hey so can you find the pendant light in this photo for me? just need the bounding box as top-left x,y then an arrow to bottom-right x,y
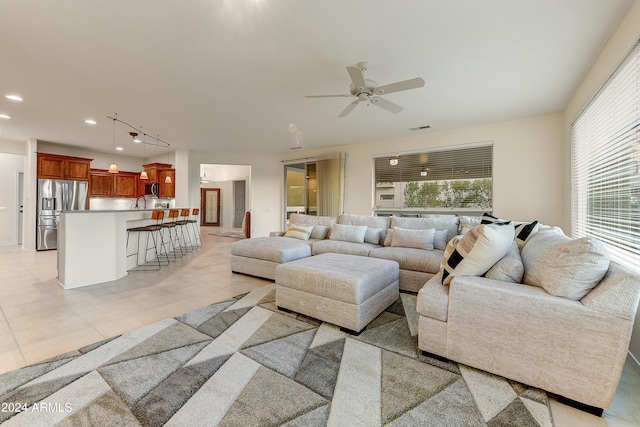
109,115 -> 119,174
139,131 -> 149,180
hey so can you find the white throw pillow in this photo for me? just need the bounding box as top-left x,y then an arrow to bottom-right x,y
433,230 -> 449,251
329,223 -> 367,243
441,222 -> 515,285
481,212 -> 539,250
311,225 -> 330,240
284,223 -> 314,240
391,227 -> 436,250
364,227 -> 384,245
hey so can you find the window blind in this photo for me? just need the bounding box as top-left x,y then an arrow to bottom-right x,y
571,41 -> 640,271
374,143 -> 493,210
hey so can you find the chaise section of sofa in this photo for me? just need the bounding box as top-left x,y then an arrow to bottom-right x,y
416,227 -> 640,411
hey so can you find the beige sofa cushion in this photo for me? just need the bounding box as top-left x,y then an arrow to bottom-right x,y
484,241 -> 524,283
329,223 -> 367,243
289,213 -> 338,227
231,236 -> 312,263
284,223 -> 314,240
522,229 -> 610,300
311,240 -> 379,257
391,227 -> 435,250
339,213 -> 391,243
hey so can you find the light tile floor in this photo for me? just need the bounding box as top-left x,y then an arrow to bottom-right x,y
0,227 -> 638,426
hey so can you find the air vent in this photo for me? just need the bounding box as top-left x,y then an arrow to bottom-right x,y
409,125 -> 431,131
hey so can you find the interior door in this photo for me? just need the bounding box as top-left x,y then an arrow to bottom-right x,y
233,180 -> 246,228
201,188 -> 221,226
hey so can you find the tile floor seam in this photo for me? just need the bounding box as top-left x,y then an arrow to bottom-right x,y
0,304 -> 27,366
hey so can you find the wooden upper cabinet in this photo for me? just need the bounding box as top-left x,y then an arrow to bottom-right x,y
114,172 -> 138,198
159,169 -> 175,198
89,170 -> 113,197
37,153 -> 92,181
142,163 -> 172,182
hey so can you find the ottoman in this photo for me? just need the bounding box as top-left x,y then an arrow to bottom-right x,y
231,237 -> 313,280
275,253 -> 400,333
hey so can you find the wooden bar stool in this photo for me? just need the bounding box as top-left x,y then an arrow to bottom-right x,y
160,209 -> 185,259
187,208 -> 202,247
126,209 -> 168,271
175,208 -> 194,252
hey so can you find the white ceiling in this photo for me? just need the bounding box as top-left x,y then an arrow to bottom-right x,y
0,0 -> 633,157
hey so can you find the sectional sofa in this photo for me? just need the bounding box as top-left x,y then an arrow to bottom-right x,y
231,212 -> 459,292
230,211 -> 640,413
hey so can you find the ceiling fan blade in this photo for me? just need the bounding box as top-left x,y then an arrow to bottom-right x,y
374,77 -> 425,95
346,66 -> 367,91
370,96 -> 403,114
305,94 -> 352,98
338,99 -> 360,118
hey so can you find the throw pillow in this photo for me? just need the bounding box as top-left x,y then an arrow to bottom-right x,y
383,228 -> 394,246
484,241 -> 524,283
433,230 -> 449,251
441,222 -> 515,285
364,227 -> 384,245
391,227 -> 436,250
311,225 -> 330,240
459,216 -> 482,235
481,212 -> 539,250
284,223 -> 314,240
329,223 -> 367,243
522,231 -> 610,300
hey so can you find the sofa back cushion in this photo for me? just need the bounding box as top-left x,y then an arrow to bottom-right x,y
289,213 -> 338,227
521,228 -> 610,300
391,215 -> 460,241
329,223 -> 367,243
339,213 -> 390,244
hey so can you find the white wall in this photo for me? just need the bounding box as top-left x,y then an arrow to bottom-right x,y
0,153 -> 24,245
563,0 -> 640,368
280,113 -> 566,229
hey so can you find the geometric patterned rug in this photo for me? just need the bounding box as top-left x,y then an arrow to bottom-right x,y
0,285 -> 554,426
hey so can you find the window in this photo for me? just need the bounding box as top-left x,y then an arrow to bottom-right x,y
571,41 -> 640,270
373,143 -> 493,213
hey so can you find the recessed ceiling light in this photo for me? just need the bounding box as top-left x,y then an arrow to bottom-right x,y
5,95 -> 23,101
115,146 -> 124,151
0,114 -> 11,119
85,119 -> 97,125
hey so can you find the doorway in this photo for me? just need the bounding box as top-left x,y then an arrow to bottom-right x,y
233,180 -> 246,228
201,188 -> 221,226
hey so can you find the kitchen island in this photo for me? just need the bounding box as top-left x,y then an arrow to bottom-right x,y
58,209 -> 161,289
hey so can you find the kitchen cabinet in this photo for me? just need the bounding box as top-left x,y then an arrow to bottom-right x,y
37,153 -> 92,181
159,169 -> 175,198
142,163 -> 172,182
90,169 -> 139,198
114,172 -> 138,198
89,170 -> 113,197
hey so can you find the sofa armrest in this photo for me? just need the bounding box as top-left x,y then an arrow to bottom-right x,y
447,275 -> 633,409
581,261 -> 640,320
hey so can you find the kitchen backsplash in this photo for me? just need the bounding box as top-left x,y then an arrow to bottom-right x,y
89,197 -> 175,211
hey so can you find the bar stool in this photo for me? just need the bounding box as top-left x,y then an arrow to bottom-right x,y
160,209 -> 185,259
187,208 -> 202,247
175,208 -> 194,252
126,209 -> 168,271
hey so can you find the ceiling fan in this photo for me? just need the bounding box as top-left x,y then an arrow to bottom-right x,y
306,62 -> 425,118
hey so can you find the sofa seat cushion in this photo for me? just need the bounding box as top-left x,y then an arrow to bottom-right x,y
417,272 -> 449,321
369,246 -> 444,274
522,228 -> 610,300
231,236 -> 312,263
312,239 -> 380,256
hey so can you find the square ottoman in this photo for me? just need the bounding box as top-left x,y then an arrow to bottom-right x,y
231,237 -> 313,280
275,253 -> 400,333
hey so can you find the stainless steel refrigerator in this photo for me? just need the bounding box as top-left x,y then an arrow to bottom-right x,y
37,179 -> 88,250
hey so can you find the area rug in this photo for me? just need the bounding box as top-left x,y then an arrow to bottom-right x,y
0,286 -> 553,426
208,231 -> 247,239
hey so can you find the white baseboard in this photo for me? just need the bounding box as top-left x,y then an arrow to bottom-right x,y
629,351 -> 640,374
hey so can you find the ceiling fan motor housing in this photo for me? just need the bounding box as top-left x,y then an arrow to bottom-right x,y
350,79 -> 377,98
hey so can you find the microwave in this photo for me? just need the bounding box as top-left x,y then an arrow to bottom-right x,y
144,182 -> 159,196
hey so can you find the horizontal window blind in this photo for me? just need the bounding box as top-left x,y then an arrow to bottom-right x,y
571,41 -> 640,271
374,143 -> 493,210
